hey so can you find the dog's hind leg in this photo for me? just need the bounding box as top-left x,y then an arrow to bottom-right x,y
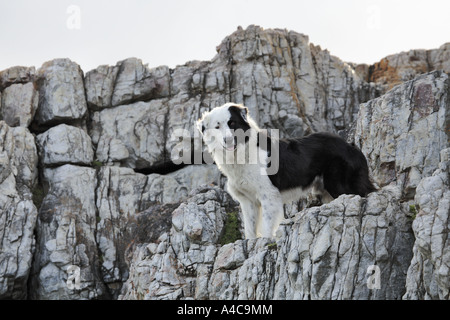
311,176 -> 334,204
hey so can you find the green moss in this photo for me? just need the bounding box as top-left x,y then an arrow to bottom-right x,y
219,211 -> 243,245
409,204 -> 420,220
266,242 -> 277,250
32,184 -> 45,210
92,160 -> 103,169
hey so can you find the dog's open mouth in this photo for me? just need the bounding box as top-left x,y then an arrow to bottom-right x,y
223,143 -> 236,151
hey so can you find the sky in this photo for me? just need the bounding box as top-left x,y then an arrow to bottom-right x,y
0,0 -> 449,72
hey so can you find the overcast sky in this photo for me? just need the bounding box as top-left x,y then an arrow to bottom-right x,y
0,0 -> 449,72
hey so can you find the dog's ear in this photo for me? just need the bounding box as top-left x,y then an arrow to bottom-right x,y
196,118 -> 205,135
239,105 -> 249,123
230,104 -> 248,123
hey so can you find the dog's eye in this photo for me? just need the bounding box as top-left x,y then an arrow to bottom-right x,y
215,124 -> 220,129
228,121 -> 235,127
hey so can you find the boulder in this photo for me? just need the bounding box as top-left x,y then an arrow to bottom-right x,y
0,66 -> 35,90
84,58 -> 170,110
36,124 -> 94,166
34,59 -> 87,126
0,82 -> 38,127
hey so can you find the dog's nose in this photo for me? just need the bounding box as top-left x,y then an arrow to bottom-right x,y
224,136 -> 234,144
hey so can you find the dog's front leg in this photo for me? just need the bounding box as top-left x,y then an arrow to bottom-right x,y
259,194 -> 284,239
239,198 -> 259,239
226,184 -> 258,239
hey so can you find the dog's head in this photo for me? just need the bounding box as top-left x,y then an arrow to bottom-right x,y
197,103 -> 251,152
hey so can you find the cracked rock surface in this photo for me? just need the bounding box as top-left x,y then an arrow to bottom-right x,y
0,25 -> 448,299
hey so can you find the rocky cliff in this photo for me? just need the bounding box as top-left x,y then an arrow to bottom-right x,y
0,25 -> 448,300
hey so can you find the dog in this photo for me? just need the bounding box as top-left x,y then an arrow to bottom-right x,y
197,103 -> 375,239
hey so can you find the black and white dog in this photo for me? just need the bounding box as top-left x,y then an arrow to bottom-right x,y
197,103 -> 375,239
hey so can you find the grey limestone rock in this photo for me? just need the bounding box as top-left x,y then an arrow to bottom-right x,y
30,164 -> 107,300
36,124 -> 94,166
0,121 -> 38,299
353,71 -> 449,200
1,82 -> 38,127
403,148 -> 450,300
119,185 -> 415,300
84,58 -> 170,110
0,66 -> 35,90
34,59 -> 87,126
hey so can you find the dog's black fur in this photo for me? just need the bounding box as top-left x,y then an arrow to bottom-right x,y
262,132 -> 376,198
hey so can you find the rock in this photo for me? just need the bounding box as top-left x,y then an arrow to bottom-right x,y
90,100 -> 169,168
213,25 -> 379,134
90,94 -> 206,169
111,59 -> 170,107
119,185 -> 415,300
95,164 -> 222,297
0,121 -> 38,299
0,66 -> 35,90
86,26 -> 383,171
369,43 -> 450,90
34,59 -> 87,126
30,165 -> 107,300
404,148 -> 450,299
84,64 -> 119,110
0,121 -> 38,189
274,187 -> 414,300
95,166 -> 153,295
36,124 -> 94,166
85,58 -> 171,110
146,164 -> 222,204
208,238 -> 277,300
353,71 -> 449,199
85,27 -> 446,172
0,82 -> 38,127
119,185 -> 240,300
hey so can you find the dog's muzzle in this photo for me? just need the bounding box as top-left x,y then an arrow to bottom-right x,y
223,136 -> 236,151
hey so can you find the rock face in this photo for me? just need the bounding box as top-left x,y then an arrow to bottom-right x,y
30,165 -> 105,300
0,121 -> 38,299
368,43 -> 450,90
352,71 -> 449,199
121,185 -> 414,300
404,148 -> 450,300
0,25 -> 448,300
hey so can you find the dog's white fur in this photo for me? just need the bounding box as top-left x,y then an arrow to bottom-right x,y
197,103 -> 324,239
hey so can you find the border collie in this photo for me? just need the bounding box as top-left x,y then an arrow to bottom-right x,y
197,103 -> 375,239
